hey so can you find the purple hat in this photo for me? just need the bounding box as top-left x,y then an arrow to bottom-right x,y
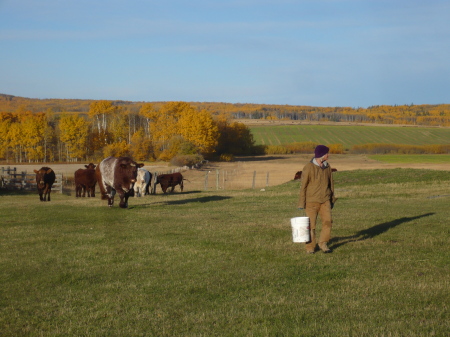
314,145 -> 329,158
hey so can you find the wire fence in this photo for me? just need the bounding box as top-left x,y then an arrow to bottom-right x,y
149,167 -> 296,193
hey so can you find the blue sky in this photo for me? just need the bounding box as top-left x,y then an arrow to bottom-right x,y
1,0 -> 449,107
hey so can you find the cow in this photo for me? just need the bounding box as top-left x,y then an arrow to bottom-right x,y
134,168 -> 152,197
294,168 -> 337,180
34,167 -> 56,201
95,156 -> 144,208
156,172 -> 184,193
74,163 -> 97,197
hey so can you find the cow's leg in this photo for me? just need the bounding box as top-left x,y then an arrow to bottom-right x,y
90,185 -> 95,198
75,185 -> 80,197
82,185 -> 86,197
108,189 -> 116,207
117,189 -> 128,208
124,193 -> 130,208
180,180 -> 184,192
43,186 -> 48,201
39,190 -> 44,201
44,185 -> 51,201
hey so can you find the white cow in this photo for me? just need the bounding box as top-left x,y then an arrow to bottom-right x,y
134,168 -> 152,197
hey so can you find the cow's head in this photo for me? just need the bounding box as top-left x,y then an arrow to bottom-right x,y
34,168 -> 53,189
85,163 -> 96,169
118,157 -> 144,191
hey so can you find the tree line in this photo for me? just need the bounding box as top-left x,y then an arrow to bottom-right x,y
0,101 -> 254,163
1,94 -> 450,127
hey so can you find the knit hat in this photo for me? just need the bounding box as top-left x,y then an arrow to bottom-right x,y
314,145 -> 329,158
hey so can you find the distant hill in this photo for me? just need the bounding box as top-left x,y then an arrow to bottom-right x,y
1,93 -> 449,126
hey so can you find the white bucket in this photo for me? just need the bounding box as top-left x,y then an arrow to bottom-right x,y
291,217 -> 310,243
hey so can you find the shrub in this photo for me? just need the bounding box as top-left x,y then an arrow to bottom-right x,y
285,142 -> 317,154
170,154 -> 204,167
219,153 -> 235,162
264,145 -> 291,155
328,143 -> 344,154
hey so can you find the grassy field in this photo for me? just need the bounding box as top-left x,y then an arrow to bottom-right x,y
1,169 -> 449,336
249,124 -> 450,149
369,154 -> 450,164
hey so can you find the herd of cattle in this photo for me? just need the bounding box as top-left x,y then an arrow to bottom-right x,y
33,157 -> 337,208
34,156 -> 185,208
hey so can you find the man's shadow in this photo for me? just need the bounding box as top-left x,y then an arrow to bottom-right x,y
329,213 -> 434,250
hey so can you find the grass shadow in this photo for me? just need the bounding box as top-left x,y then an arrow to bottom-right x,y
330,212 -> 435,250
130,195 -> 232,208
164,195 -> 232,205
235,156 -> 288,162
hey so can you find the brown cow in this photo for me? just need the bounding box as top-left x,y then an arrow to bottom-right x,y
294,171 -> 302,180
294,168 -> 337,180
34,167 -> 56,201
156,172 -> 184,193
74,163 -> 97,197
96,156 -> 144,208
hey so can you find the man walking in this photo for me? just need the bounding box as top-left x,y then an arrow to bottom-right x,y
298,145 -> 337,254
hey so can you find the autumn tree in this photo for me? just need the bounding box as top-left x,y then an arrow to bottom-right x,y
178,107 -> 219,155
59,114 -> 90,160
216,119 -> 254,155
21,112 -> 47,162
89,100 -> 117,133
129,129 -> 153,161
138,103 -> 156,138
147,101 -> 185,152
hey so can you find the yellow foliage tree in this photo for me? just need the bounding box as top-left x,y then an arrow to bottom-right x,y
103,141 -> 129,158
129,130 -> 153,161
178,108 -> 219,155
148,101 -> 186,151
89,100 -> 117,133
138,103 -> 156,138
59,114 -> 90,160
21,112 -> 47,161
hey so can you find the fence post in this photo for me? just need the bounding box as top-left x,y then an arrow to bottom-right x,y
58,174 -> 63,193
151,172 -> 158,194
252,171 -> 256,189
216,170 -> 220,190
266,172 -> 270,187
204,172 -> 209,191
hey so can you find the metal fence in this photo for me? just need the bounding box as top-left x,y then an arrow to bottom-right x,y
0,167 -> 63,192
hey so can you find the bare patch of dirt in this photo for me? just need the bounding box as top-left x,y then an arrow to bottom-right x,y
3,155 -> 448,191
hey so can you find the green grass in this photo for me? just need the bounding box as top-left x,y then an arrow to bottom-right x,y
249,124 -> 450,149
1,169 -> 449,336
370,154 -> 450,164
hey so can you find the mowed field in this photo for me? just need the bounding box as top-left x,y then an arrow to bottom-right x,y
1,168 -> 449,336
247,122 -> 450,149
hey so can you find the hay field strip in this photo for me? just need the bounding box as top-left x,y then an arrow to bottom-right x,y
249,124 -> 450,148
